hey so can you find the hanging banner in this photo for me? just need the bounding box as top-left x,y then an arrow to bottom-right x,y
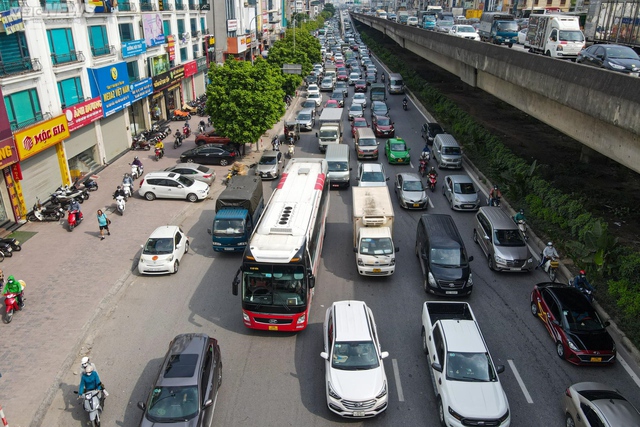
0,8 -> 24,34
122,39 -> 147,58
150,54 -> 170,77
14,115 -> 70,161
63,97 -> 104,132
142,13 -> 165,47
166,35 -> 176,61
0,87 -> 19,168
87,62 -> 132,117
184,60 -> 197,78
130,78 -> 153,101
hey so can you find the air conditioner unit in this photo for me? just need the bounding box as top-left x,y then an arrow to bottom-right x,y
182,32 -> 190,39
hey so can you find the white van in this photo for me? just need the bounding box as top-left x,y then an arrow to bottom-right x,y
387,73 -> 405,94
432,134 -> 462,169
355,128 -> 379,160
325,144 -> 351,189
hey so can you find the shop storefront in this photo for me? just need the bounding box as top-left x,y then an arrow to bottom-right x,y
63,97 -> 104,179
194,57 -> 208,96
0,87 -> 20,223
152,64 -> 185,119
129,78 -> 153,136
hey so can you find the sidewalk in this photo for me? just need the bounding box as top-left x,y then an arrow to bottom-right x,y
0,110 -> 295,427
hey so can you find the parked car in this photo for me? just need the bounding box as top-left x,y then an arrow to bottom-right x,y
357,162 -> 388,187
320,301 -> 389,418
394,173 -> 429,209
295,108 -> 315,131
370,101 -> 389,118
179,144 -> 237,166
351,117 -> 369,137
138,226 -> 189,274
563,382 -> 640,427
354,79 -> 368,92
139,171 -> 210,202
421,122 -> 445,145
442,175 -> 480,211
256,151 -> 283,180
307,84 -> 320,96
449,24 -> 480,41
352,93 -> 367,109
195,130 -> 231,147
164,163 -> 216,185
576,44 -> 640,76
137,333 -> 222,426
530,282 -> 616,365
385,137 -> 410,164
372,115 -> 395,138
348,104 -> 364,120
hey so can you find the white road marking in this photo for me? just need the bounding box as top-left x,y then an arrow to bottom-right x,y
392,358 -> 405,402
428,197 -> 434,209
618,355 -> 640,389
507,359 -> 533,404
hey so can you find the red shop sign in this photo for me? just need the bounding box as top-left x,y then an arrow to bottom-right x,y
64,97 -> 104,132
184,60 -> 197,78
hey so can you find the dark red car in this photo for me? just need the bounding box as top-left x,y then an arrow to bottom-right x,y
354,79 -> 367,93
530,283 -> 616,366
351,117 -> 369,137
195,130 -> 232,146
372,115 -> 395,138
337,71 -> 349,82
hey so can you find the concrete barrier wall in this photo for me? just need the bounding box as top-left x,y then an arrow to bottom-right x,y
354,14 -> 640,172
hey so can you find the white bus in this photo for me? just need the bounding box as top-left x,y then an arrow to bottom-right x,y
232,158 -> 329,331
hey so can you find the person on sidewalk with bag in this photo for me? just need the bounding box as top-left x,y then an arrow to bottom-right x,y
97,209 -> 110,240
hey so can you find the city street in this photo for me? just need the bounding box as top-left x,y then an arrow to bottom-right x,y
2,59 -> 640,427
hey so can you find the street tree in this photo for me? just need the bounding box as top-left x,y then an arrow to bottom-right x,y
323,3 -> 335,16
206,58 -> 284,148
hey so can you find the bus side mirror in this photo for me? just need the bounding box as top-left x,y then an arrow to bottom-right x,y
308,274 -> 316,289
232,269 -> 240,296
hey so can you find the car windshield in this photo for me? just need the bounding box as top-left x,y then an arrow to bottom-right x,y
326,103 -> 339,108
446,352 -> 497,382
302,101 -> 315,109
361,171 -> 385,182
430,247 -> 466,267
496,21 -> 518,32
145,385 -> 199,422
350,105 -> 362,111
605,46 -> 639,59
494,229 -> 525,247
377,118 -> 391,126
354,94 -> 365,100
297,113 -> 311,120
443,146 -> 461,155
242,265 -> 307,306
143,238 -> 174,255
328,161 -> 349,171
259,155 -> 277,165
319,130 -> 338,139
454,182 -> 476,194
356,80 -> 366,85
559,30 -> 584,42
360,237 -> 393,255
403,180 -> 423,191
309,94 -> 320,99
562,307 -> 606,332
425,16 -> 436,22
176,176 -> 195,187
390,142 -> 407,151
196,165 -> 209,173
354,121 -> 367,128
359,138 -> 376,146
331,341 -> 380,370
213,218 -> 244,236
458,26 -> 475,32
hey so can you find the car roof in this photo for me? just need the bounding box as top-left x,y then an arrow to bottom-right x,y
440,320 -> 487,352
261,151 -> 279,158
149,225 -> 181,239
448,174 -> 473,184
539,283 -> 594,311
157,333 -> 209,387
398,172 -> 422,182
298,108 -> 314,115
478,207 -> 516,229
360,163 -> 384,172
332,300 -> 373,342
571,383 -> 640,425
145,171 -> 180,180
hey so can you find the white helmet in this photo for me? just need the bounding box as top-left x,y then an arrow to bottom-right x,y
85,364 -> 94,374
547,242 -> 553,247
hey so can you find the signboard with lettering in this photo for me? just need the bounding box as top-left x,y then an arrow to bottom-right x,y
142,13 -> 165,47
130,78 -> 153,101
0,87 -> 18,168
14,115 -> 70,161
227,19 -> 237,32
0,8 -> 24,34
166,35 -> 176,61
152,65 -> 185,92
184,60 -> 197,78
121,39 -> 147,58
87,62 -> 132,117
63,97 -> 104,132
196,56 -> 208,73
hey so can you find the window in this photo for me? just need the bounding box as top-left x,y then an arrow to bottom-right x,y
180,47 -> 188,62
47,28 -> 77,65
42,0 -> 69,12
175,0 -> 184,9
192,43 -> 199,58
163,20 -> 171,38
119,23 -> 135,42
89,25 -> 110,56
57,77 -> 84,108
126,61 -> 140,82
177,19 -> 185,36
200,17 -> 205,33
0,32 -> 33,75
4,89 -> 42,130
190,18 -> 197,34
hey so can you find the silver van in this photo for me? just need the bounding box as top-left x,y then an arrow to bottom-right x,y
354,128 -> 379,160
433,134 -> 462,169
325,144 -> 351,189
473,207 -> 534,272
387,73 -> 405,94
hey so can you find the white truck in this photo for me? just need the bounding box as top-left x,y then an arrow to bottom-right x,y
316,108 -> 343,153
420,301 -> 511,427
352,186 -> 398,276
526,15 -> 585,59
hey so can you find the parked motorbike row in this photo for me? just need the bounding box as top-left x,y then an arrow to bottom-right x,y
131,121 -> 172,151
169,94 -> 207,120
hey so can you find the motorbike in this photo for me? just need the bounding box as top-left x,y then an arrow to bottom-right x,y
154,147 -> 164,161
130,163 -> 144,180
75,389 -> 105,427
80,175 -> 99,192
419,159 -> 428,177
171,109 -> 191,121
27,200 -> 64,222
222,169 -> 238,186
427,173 -> 437,192
198,121 -> 206,133
0,241 -> 13,258
543,257 -> 560,282
286,143 -> 295,159
131,135 -> 153,151
181,103 -> 198,114
3,283 -> 25,324
488,196 -> 501,207
173,132 -> 184,148
0,237 -> 21,251
122,182 -> 132,200
51,188 -> 88,208
114,195 -> 126,216
197,105 -> 205,116
182,125 -> 191,139
151,122 -> 172,139
68,209 -> 84,231
515,219 -> 528,240
403,99 -> 408,111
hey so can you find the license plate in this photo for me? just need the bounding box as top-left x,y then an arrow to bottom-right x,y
446,291 -> 458,295
590,357 -> 602,362
630,72 -> 638,77
223,248 -> 234,251
398,159 -> 403,162
268,325 -> 279,331
463,205 -> 473,208
373,268 -> 381,273
332,183 -> 340,187
413,203 -> 420,207
353,411 -> 366,417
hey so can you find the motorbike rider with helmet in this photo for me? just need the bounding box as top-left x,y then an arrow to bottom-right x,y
78,364 -> 105,397
80,357 -> 108,396
514,208 -> 526,223
573,270 -> 594,294
3,275 -> 24,307
68,199 -> 82,219
155,139 -> 165,159
113,186 -> 126,199
537,242 -> 559,269
489,185 -> 502,206
428,166 -> 438,178
402,96 -> 408,109
132,156 -> 143,168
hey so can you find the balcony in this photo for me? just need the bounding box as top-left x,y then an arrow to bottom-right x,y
0,58 -> 42,78
39,0 -> 72,12
192,30 -> 201,38
188,1 -> 197,10
10,112 -> 52,132
0,0 -> 20,9
118,1 -> 136,11
175,1 -> 185,10
140,0 -> 156,11
180,33 -> 190,44
91,45 -> 115,57
51,50 -> 85,66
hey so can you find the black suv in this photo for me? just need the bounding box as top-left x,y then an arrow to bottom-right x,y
138,334 -> 222,426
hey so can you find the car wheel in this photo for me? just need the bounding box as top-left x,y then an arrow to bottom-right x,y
144,192 -> 156,201
187,193 -> 198,202
533,300 -> 546,320
219,159 -> 229,166
488,256 -> 494,271
421,327 -> 429,354
473,229 -> 478,244
556,341 -> 565,359
186,158 -> 195,163
565,414 -> 576,427
438,397 -> 446,427
173,260 -> 179,274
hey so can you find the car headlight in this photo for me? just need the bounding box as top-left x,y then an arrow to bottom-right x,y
357,258 -> 364,266
567,339 -> 579,351
242,312 -> 250,322
328,382 -> 341,399
557,45 -> 563,51
428,272 -> 437,286
390,257 -> 395,266
375,381 -> 387,399
467,273 -> 473,286
498,409 -> 510,423
608,62 -> 626,70
448,406 -> 464,421
389,153 -> 396,159
167,255 -> 174,261
212,242 -> 221,246
494,255 -> 506,264
297,314 -> 306,324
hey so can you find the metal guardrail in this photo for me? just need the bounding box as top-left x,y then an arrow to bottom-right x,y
50,50 -> 85,66
0,58 -> 42,77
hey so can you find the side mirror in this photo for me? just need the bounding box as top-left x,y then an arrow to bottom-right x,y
431,362 -> 443,373
496,365 -> 505,374
232,268 -> 240,296
604,320 -> 611,327
308,274 -> 315,289
320,352 -> 329,360
203,399 -> 213,408
178,185 -> 184,188
468,256 -> 474,262
380,351 -> 389,359
175,244 -> 181,249
349,167 -> 353,171
137,401 -> 146,411
386,177 -> 390,181
421,253 -> 428,260
395,247 -> 400,252
315,132 -> 319,137
353,247 -> 358,252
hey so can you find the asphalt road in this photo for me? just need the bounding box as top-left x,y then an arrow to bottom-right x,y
39,63 -> 640,427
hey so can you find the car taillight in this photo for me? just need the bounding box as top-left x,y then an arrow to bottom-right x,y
203,174 -> 212,178
230,151 -> 236,157
139,179 -> 144,187
565,388 -> 571,397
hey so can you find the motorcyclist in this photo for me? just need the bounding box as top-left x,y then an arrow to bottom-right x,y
514,208 -> 526,223
174,129 -> 182,141
489,185 -> 502,206
573,270 -> 594,294
79,357 -> 108,396
420,145 -> 430,160
155,140 -> 164,158
272,136 -> 280,151
184,120 -> 190,129
537,242 -> 559,269
78,364 -> 105,397
428,167 -> 438,178
122,173 -> 133,187
381,72 -> 385,83
3,275 -> 24,307
113,186 -> 125,199
199,119 -> 206,131
132,156 -> 143,168
403,96 -> 408,106
68,199 -> 82,217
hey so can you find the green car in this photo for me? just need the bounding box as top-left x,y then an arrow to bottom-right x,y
385,137 -> 411,164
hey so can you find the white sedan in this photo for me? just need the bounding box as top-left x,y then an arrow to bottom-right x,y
138,226 -> 189,275
348,104 -> 364,121
449,25 -> 480,41
307,84 -> 320,97
351,93 -> 367,109
307,92 -> 322,107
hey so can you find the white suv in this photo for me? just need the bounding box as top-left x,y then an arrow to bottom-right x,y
320,300 -> 389,418
357,163 -> 388,187
139,171 -> 209,202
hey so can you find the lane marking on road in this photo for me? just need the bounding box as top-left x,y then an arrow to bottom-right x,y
392,358 -> 405,402
428,197 -> 434,209
507,360 -> 533,404
618,355 -> 640,389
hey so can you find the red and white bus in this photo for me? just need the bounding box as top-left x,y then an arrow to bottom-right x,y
232,158 -> 329,331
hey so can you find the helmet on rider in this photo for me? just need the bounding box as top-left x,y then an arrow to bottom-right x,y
81,357 -> 90,368
494,185 -> 499,190
579,270 -> 586,277
134,156 -> 139,160
547,242 -> 553,247
85,364 -> 94,374
519,209 -> 524,214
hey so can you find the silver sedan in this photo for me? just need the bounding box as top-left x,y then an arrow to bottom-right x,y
164,163 -> 216,185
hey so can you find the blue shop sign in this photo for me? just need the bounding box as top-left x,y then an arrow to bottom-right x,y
122,39 -> 147,58
130,78 -> 153,102
87,62 -> 131,117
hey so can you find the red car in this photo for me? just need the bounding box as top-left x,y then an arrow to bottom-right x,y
335,61 -> 345,69
351,117 -> 369,137
337,71 -> 349,82
354,79 -> 367,93
324,99 -> 341,109
372,115 -> 395,138
195,130 -> 232,146
530,283 -> 616,366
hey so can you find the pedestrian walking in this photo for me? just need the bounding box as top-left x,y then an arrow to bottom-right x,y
97,209 -> 110,240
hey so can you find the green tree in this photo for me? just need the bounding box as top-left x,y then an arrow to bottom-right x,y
267,26 -> 321,94
206,58 -> 284,147
323,3 -> 335,16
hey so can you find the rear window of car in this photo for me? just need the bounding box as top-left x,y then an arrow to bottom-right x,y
196,165 -> 210,173
164,353 -> 199,378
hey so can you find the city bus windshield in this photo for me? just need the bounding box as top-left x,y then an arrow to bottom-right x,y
242,265 -> 307,307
